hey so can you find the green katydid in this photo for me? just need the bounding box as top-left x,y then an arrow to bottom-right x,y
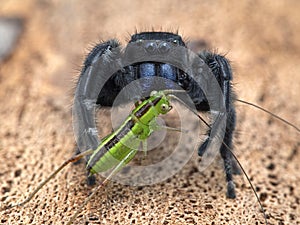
2,89 -> 187,224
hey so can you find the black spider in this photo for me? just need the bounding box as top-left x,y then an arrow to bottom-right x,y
74,31 -> 240,199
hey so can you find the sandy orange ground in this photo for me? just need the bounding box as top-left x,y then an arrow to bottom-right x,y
0,1 -> 300,224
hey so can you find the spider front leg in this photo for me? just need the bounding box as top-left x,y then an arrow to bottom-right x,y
197,52 -> 240,198
74,39 -> 127,185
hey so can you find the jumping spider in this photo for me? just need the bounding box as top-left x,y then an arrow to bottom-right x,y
74,31 -> 240,199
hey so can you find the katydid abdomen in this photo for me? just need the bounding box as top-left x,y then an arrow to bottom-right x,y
87,91 -> 170,175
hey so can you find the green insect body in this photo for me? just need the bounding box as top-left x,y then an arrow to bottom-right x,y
87,90 -> 173,175
2,89 -> 183,225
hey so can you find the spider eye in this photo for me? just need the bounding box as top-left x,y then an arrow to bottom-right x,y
172,39 -> 179,45
159,42 -> 170,53
136,39 -> 143,45
145,42 -> 156,52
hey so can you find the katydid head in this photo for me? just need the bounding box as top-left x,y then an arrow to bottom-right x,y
150,89 -> 188,115
150,89 -> 189,115
150,90 -> 173,115
156,92 -> 173,114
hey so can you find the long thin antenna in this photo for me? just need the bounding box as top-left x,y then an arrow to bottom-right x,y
162,89 -> 186,95
194,113 -> 268,224
167,94 -> 211,128
199,114 -> 268,224
222,141 -> 268,225
236,99 -> 300,133
170,94 -> 268,224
